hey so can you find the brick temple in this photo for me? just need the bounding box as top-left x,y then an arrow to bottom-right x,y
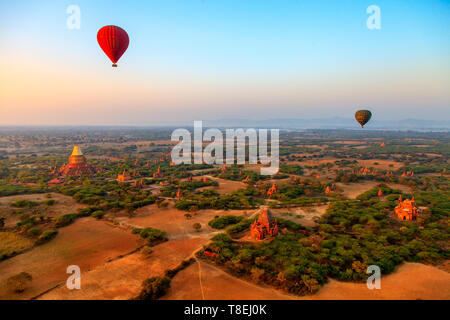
267,183 -> 278,197
117,170 -> 131,182
250,207 -> 279,240
395,196 -> 421,221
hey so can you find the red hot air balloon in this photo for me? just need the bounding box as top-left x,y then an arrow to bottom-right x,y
97,25 -> 129,67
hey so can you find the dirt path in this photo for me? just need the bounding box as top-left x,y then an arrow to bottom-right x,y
196,258 -> 206,300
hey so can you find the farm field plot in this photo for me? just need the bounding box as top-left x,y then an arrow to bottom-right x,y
0,193 -> 86,228
164,260 -> 450,300
336,181 -> 412,199
119,203 -> 247,240
39,237 -> 206,300
162,260 -> 298,300
0,218 -> 143,299
302,263 -> 450,300
197,176 -> 247,195
357,159 -> 404,170
271,205 -> 329,227
0,232 -> 34,259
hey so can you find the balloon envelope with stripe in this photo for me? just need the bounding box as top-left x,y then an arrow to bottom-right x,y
355,110 -> 372,128
97,25 -> 129,67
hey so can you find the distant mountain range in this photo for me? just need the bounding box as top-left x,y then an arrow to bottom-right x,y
202,118 -> 450,130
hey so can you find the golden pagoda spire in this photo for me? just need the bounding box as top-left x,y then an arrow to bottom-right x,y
71,145 -> 83,156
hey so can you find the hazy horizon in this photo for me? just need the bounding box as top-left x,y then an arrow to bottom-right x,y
0,117 -> 449,131
1,0 -> 449,125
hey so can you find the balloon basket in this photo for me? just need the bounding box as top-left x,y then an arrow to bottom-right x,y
112,64 -> 117,67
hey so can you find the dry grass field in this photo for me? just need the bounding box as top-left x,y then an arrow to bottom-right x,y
38,237 -> 206,300
163,261 -> 450,300
302,263 -> 450,300
197,176 -> 247,195
0,232 -> 34,258
336,181 -> 412,199
271,205 -> 329,227
162,260 -> 297,300
0,218 -> 143,299
116,202 -> 247,240
0,193 -> 86,228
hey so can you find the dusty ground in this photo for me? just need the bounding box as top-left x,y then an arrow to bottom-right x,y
357,159 -> 404,170
332,141 -> 366,145
288,158 -> 337,167
302,263 -> 450,300
0,231 -> 34,258
164,261 -> 450,300
116,202 -> 248,240
336,181 -> 412,199
285,158 -> 403,171
89,140 -> 177,149
197,176 -> 247,195
162,260 -> 297,300
271,205 -> 328,227
38,237 -> 206,300
0,218 -> 142,299
0,193 -> 86,228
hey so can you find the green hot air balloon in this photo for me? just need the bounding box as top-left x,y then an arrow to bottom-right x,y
355,110 -> 372,128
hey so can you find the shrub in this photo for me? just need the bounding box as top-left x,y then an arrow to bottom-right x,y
276,217 -> 304,231
159,202 -> 169,208
140,246 -> 154,258
7,272 -> 32,293
10,200 -> 38,208
136,276 -> 171,300
132,228 -> 142,234
43,199 -> 56,206
208,215 -> 243,229
54,213 -> 78,227
37,229 -> 58,244
225,219 -> 253,235
175,200 -> 198,211
279,164 -> 304,175
164,258 -> 195,278
77,206 -> 102,217
27,227 -> 42,237
91,210 -> 105,219
135,227 -> 167,243
0,184 -> 47,197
